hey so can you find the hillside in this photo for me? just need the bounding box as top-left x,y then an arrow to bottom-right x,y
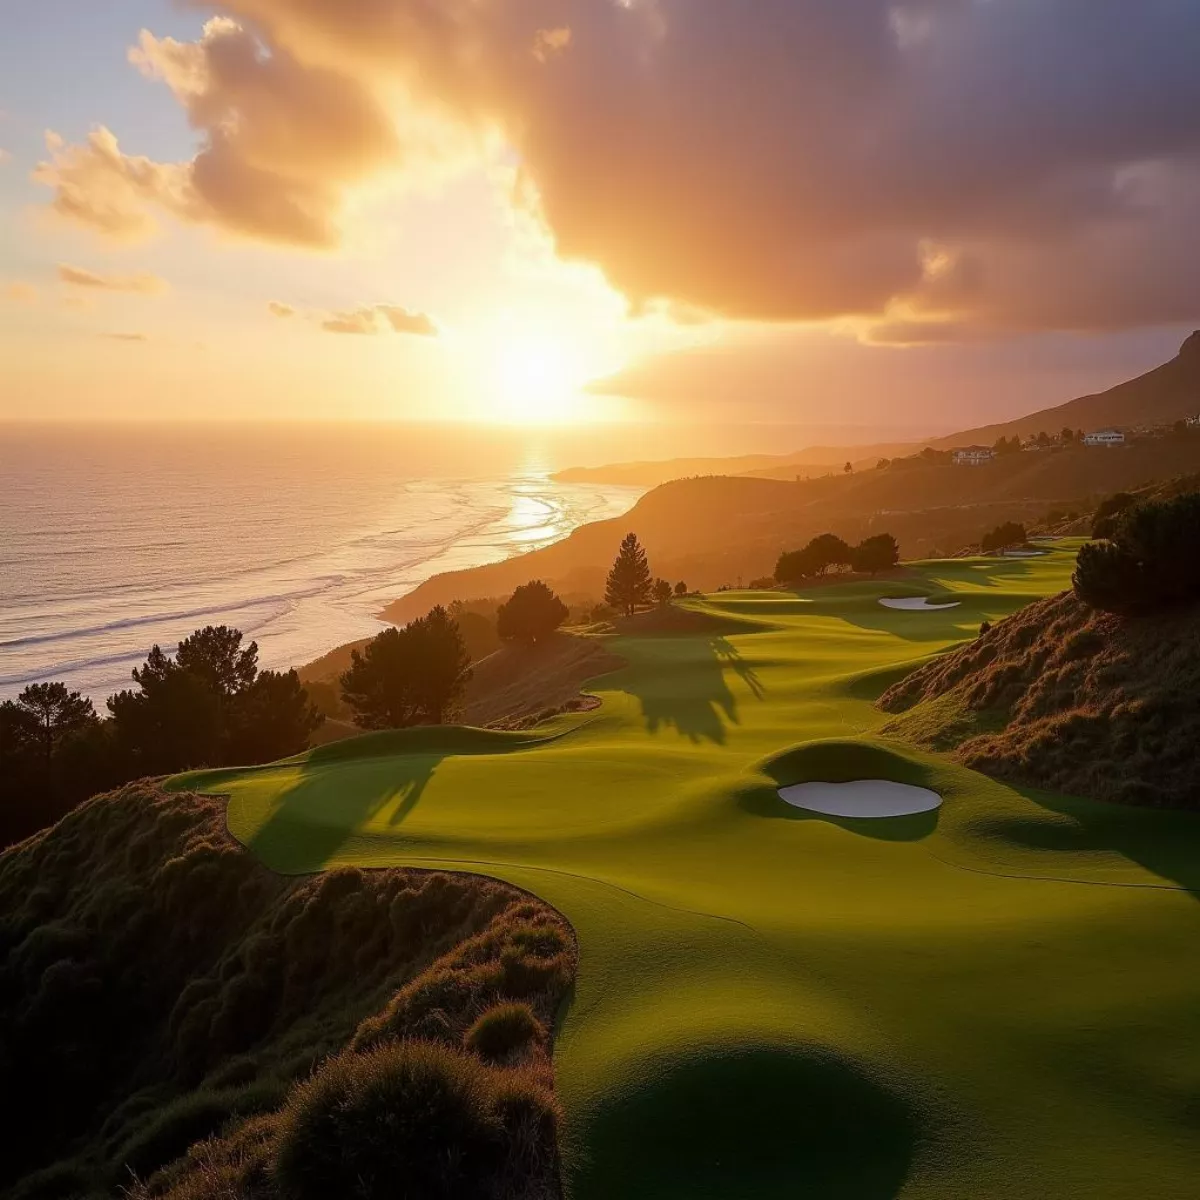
880,591 -> 1200,807
934,331 -> 1200,450
384,436 -> 1200,623
0,783 -> 575,1199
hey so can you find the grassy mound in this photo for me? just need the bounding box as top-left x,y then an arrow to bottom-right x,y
879,590 -> 1200,806
0,784 -> 574,1198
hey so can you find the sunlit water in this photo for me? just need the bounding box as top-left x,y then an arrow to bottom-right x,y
0,424 -> 645,703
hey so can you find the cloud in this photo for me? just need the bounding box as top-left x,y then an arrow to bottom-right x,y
321,306 -> 378,335
267,300 -> 295,318
58,263 -> 167,293
36,17 -> 400,246
38,2 -> 1200,332
377,305 -> 438,337
320,303 -> 438,336
3,282 -> 37,304
0,148 -> 11,166
99,332 -> 149,342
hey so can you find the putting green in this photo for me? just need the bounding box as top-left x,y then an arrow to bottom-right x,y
172,542 -> 1200,1199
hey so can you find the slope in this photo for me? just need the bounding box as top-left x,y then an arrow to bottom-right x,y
880,589 -> 1200,807
176,543 -> 1200,1200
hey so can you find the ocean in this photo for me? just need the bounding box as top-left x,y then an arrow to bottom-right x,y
0,423 -> 649,704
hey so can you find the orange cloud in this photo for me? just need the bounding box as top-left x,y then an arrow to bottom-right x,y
267,301 -> 296,318
319,304 -> 437,336
58,264 -> 168,293
99,332 -> 149,342
36,18 -> 400,248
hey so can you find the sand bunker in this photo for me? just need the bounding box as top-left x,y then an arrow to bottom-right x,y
778,780 -> 943,819
1000,548 -> 1048,558
879,597 -> 961,611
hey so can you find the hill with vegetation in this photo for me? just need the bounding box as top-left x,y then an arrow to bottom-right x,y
0,783 -> 575,1199
880,590 -> 1200,807
385,435 -> 1200,622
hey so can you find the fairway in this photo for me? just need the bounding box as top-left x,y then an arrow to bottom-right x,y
173,543 -> 1200,1200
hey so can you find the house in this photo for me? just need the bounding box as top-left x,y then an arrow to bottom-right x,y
1186,414 -> 1200,428
1083,429 -> 1126,447
952,446 -> 996,466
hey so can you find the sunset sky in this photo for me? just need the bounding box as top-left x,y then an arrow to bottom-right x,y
2,2 -> 1199,431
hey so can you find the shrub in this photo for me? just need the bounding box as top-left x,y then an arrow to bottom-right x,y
1075,493 -> 1200,614
496,582 -> 569,645
464,1003 -> 544,1062
1091,491 -> 1136,539
273,1043 -> 557,1200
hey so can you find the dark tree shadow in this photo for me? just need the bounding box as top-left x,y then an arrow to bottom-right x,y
979,784 -> 1200,898
618,636 -> 765,745
240,726 -> 556,869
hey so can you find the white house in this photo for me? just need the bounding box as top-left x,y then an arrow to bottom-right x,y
1083,429 -> 1126,447
952,446 -> 996,466
1186,414 -> 1200,428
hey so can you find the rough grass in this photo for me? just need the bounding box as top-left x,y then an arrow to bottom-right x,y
880,590 -> 1200,806
0,784 -> 575,1198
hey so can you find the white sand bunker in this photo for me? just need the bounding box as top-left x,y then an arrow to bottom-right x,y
778,780 -> 943,819
879,597 -> 961,611
1000,548 -> 1048,558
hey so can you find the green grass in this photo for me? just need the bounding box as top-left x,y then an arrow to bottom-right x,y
172,541 -> 1200,1200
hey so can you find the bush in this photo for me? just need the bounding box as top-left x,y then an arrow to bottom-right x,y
1091,491 -> 1136,539
273,1042 -> 557,1200
465,1003 -> 544,1062
496,582 -> 569,645
1074,493 -> 1200,614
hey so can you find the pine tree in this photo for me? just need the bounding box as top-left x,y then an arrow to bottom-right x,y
605,533 -> 653,616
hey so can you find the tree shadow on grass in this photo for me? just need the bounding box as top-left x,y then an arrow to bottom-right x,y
240,726 -> 554,870
618,636 -> 765,746
975,783 -> 1200,898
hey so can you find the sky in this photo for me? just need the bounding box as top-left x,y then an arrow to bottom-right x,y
2,1 -> 1199,434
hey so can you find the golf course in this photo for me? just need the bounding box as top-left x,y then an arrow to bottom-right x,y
172,542 -> 1200,1200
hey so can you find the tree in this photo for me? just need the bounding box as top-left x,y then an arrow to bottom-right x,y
110,625 -> 321,771
341,607 -> 471,729
852,533 -> 900,575
175,626 -> 258,698
674,581 -> 689,597
653,579 -> 674,608
228,670 -> 323,763
496,581 -> 569,645
1061,427 -> 1074,443
605,533 -> 653,616
844,461 -> 853,475
12,682 -> 96,773
776,533 -> 854,583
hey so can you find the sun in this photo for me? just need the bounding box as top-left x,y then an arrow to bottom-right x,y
493,332 -> 584,423
464,312 -> 621,424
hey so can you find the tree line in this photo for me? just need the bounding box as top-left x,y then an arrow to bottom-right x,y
774,533 -> 899,584
1,627 -> 322,848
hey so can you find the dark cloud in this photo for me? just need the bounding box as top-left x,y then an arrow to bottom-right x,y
39,1 -> 1200,330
